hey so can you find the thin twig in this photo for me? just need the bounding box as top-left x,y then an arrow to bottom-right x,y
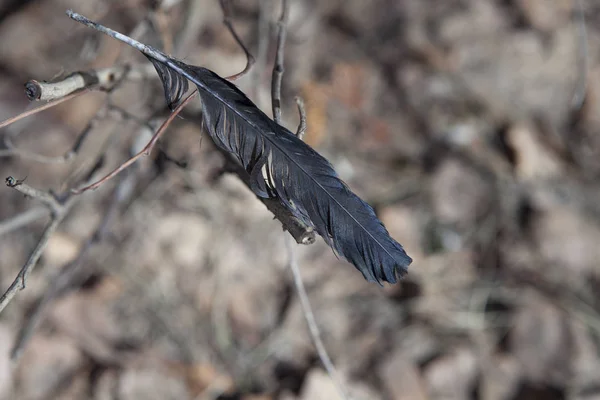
271,0 -> 288,122
294,96 -> 307,139
0,93 -> 150,167
5,177 -> 62,215
285,236 -> 350,400
0,90 -> 89,130
67,10 -> 314,241
11,168 -> 137,360
0,57 -> 157,166
0,194 -> 76,315
0,218 -> 62,314
219,0 -> 256,81
71,90 -> 198,194
0,9 -> 173,319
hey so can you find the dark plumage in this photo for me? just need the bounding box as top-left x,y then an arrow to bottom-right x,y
152,59 -> 412,284
66,9 -> 413,284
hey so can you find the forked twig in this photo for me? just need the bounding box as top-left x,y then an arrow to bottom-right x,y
0,187 -> 77,315
0,64 -> 159,164
11,168 -> 137,360
5,177 -> 62,215
62,2 -> 253,192
0,14 -> 174,318
99,2 -> 312,244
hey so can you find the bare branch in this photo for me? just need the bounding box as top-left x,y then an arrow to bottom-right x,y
24,63 -> 157,101
5,177 -> 63,215
0,193 -> 76,315
0,13 -> 169,317
11,169 -> 137,360
0,218 -> 61,314
0,64 -> 159,165
0,182 -> 75,312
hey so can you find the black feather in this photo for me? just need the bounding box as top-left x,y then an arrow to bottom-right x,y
146,57 -> 188,110
65,11 -> 412,283
151,59 -> 412,284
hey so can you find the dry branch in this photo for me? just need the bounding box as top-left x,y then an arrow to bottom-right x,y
0,13 -> 171,318
0,180 -> 77,314
2,6 -> 336,395
24,63 -> 157,101
11,167 -> 138,360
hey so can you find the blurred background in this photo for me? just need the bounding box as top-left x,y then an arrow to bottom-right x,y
0,0 -> 600,399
